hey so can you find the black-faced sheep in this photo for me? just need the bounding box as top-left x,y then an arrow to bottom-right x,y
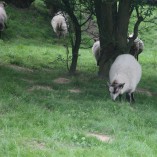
108,54 -> 142,103
0,1 -> 7,37
51,12 -> 68,38
128,34 -> 144,61
92,40 -> 100,65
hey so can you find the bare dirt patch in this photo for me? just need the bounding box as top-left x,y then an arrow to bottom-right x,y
68,89 -> 81,93
21,78 -> 34,84
136,88 -> 157,97
28,85 -> 53,92
41,68 -> 52,72
87,133 -> 112,143
8,64 -> 33,73
53,77 -> 71,84
25,140 -> 46,150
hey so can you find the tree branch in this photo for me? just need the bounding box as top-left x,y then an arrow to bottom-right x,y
80,13 -> 93,27
127,6 -> 144,52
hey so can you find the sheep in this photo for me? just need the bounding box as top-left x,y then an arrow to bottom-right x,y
0,1 -> 7,38
128,34 -> 144,61
92,39 -> 100,64
108,54 -> 142,103
51,12 -> 68,38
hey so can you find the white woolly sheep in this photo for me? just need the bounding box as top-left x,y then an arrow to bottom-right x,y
51,12 -> 68,38
108,54 -> 142,103
92,40 -> 100,64
128,34 -> 144,61
0,1 -> 7,37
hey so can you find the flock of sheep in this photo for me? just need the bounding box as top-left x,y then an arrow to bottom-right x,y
0,4 -> 144,103
51,11 -> 144,103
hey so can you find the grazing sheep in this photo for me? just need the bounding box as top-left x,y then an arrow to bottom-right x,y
0,1 -> 7,37
92,40 -> 100,64
51,12 -> 68,38
108,54 -> 142,103
128,34 -> 144,61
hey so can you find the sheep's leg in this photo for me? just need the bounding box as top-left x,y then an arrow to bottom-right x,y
136,54 -> 138,61
119,94 -> 122,102
126,93 -> 132,103
126,93 -> 130,102
131,93 -> 135,103
126,93 -> 135,104
4,23 -> 8,29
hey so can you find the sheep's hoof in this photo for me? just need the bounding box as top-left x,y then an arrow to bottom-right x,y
131,93 -> 135,104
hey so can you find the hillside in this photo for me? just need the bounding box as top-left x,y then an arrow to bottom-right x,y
0,4 -> 157,157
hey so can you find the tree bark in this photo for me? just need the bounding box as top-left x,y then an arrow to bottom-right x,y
62,0 -> 82,74
69,24 -> 81,74
94,0 -> 116,78
116,0 -> 132,52
94,0 -> 132,78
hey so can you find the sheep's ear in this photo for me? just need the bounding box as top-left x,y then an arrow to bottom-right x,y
94,38 -> 97,42
118,83 -> 125,89
2,1 -> 7,7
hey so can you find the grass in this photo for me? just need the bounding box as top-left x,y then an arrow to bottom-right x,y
0,3 -> 157,157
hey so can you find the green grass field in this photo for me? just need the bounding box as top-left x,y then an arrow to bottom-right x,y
0,4 -> 157,157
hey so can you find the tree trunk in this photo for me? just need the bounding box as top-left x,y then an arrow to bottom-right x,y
69,25 -> 81,74
94,0 -> 132,78
61,0 -> 82,74
116,0 -> 132,52
94,0 -> 116,78
98,60 -> 111,79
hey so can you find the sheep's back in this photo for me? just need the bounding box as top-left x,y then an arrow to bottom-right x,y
92,41 -> 100,61
51,15 -> 66,29
109,54 -> 142,88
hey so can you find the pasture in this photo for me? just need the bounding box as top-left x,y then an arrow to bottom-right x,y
0,4 -> 157,157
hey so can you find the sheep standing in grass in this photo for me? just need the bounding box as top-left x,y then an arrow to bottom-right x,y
51,12 -> 68,38
128,34 -> 144,61
0,1 -> 7,38
108,54 -> 142,103
92,40 -> 100,65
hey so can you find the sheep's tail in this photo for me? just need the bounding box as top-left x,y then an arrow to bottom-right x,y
56,23 -> 64,38
56,23 -> 63,31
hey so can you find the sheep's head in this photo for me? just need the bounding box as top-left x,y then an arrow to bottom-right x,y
0,1 -> 7,7
107,82 -> 125,101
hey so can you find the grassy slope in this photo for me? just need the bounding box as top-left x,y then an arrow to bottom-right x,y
0,4 -> 157,157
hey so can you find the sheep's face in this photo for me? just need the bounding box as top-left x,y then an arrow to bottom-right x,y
0,1 -> 7,7
108,83 -> 125,101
